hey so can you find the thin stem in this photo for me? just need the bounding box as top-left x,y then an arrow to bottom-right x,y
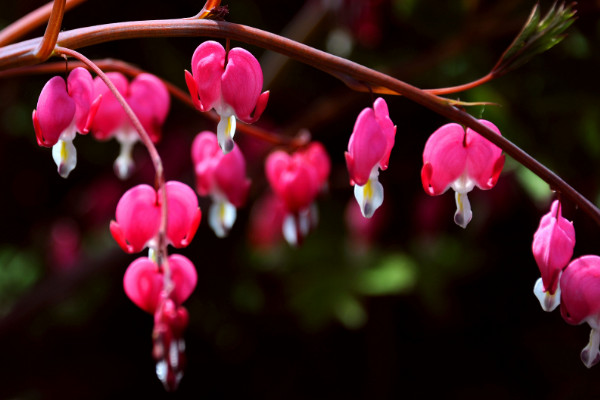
33,0 -> 67,61
2,19 -> 598,224
54,46 -> 172,290
0,0 -> 86,47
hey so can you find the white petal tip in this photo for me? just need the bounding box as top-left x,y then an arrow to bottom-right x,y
533,278 -> 560,312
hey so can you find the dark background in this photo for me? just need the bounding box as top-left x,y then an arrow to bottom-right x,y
0,0 -> 599,398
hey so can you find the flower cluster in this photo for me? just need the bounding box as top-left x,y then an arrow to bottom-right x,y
110,181 -> 201,390
265,142 -> 330,246
33,69 -> 170,179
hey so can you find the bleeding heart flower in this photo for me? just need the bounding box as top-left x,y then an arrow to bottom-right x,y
191,131 -> 250,237
560,255 -> 600,368
421,120 -> 505,228
532,200 -> 575,312
123,254 -> 197,314
265,143 -> 329,246
32,67 -> 101,178
345,97 -> 396,218
91,72 -> 170,179
185,40 -> 269,153
110,181 -> 201,253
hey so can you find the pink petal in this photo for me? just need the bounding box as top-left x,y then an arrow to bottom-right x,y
129,73 -> 170,143
421,123 -> 467,195
533,200 -> 575,294
123,257 -> 163,313
191,131 -> 221,196
560,255 -> 600,326
34,76 -> 76,147
464,120 -> 504,190
372,98 -> 396,170
346,106 -> 388,186
161,181 -> 201,248
299,142 -> 330,188
191,40 -> 225,112
91,72 -> 129,140
111,184 -> 161,253
213,144 -> 251,207
221,47 -> 264,122
67,67 -> 94,134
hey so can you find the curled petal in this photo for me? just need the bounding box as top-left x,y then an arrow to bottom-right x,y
464,120 -> 504,190
372,97 -> 396,170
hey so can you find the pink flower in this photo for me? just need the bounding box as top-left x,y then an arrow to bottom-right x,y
532,200 -> 575,312
32,67 -> 101,178
110,181 -> 201,253
90,72 -> 170,179
191,131 -> 250,237
185,40 -> 269,153
123,254 -> 197,314
247,193 -> 286,250
560,255 -> 600,368
421,120 -> 505,228
265,143 -> 330,246
345,97 -> 396,218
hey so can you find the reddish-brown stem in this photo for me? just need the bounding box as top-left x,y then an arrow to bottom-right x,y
33,0 -> 67,61
0,0 -> 86,47
2,19 -> 598,224
54,46 -> 172,289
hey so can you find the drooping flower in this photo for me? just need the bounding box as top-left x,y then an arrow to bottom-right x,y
345,97 -> 396,218
32,67 -> 101,178
265,142 -> 330,246
191,131 -> 250,237
123,254 -> 195,390
247,192 -> 287,250
560,255 -> 600,368
532,200 -> 575,312
91,72 -> 170,179
185,40 -> 269,153
123,254 -> 197,314
110,181 -> 201,254
421,120 -> 505,228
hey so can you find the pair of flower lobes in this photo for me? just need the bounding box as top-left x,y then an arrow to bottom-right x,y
33,68 -> 170,179
110,180 -> 201,391
265,142 -> 331,246
531,200 -> 600,368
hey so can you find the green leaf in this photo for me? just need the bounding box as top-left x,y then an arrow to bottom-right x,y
356,253 -> 417,296
493,2 -> 577,75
